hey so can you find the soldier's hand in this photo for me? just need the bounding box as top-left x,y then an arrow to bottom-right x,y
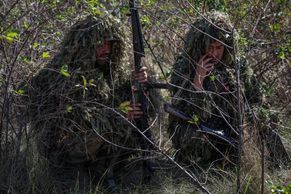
196,54 -> 215,77
193,54 -> 215,90
132,65 -> 148,84
127,103 -> 143,120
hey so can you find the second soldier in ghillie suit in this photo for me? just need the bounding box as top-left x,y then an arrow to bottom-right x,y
168,12 -> 263,167
27,15 -> 151,192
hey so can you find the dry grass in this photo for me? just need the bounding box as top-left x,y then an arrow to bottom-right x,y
0,116 -> 290,194
0,132 -> 290,193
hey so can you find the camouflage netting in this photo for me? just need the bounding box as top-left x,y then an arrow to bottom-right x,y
168,11 -> 262,165
26,15 -> 140,170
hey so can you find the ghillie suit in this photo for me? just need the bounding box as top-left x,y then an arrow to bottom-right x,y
168,12 -> 263,166
27,16 -> 146,192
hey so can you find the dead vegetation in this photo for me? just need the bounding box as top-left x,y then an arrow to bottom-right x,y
0,0 -> 290,193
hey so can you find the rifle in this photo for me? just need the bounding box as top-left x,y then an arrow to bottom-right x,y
129,0 -> 153,179
164,103 -> 238,148
129,0 -> 150,135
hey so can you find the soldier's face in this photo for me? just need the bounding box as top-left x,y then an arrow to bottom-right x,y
206,41 -> 224,64
96,41 -> 112,65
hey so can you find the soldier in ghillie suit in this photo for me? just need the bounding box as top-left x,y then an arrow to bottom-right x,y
168,12 -> 263,166
27,15 -> 151,192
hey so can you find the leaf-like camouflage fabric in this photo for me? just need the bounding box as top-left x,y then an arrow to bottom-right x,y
168,12 -> 261,165
28,15 -> 137,166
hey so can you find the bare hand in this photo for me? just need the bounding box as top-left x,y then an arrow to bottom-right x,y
196,54 -> 215,77
127,103 -> 143,120
128,64 -> 148,120
132,65 -> 148,83
193,54 -> 215,90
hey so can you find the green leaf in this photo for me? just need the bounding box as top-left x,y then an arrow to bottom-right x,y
42,52 -> 51,59
22,21 -> 29,29
243,176 -> 252,194
14,89 -> 25,95
118,101 -> 133,114
276,46 -> 288,60
60,65 -> 70,77
56,14 -> 65,21
269,23 -> 282,33
209,73 -> 215,81
159,68 -> 171,80
20,56 -> 30,64
270,184 -> 291,193
188,114 -> 199,124
278,51 -> 285,59
32,42 -> 39,49
163,95 -> 171,102
89,79 -> 96,87
4,31 -> 19,43
56,31 -> 62,36
141,15 -> 151,27
97,72 -> 104,80
120,6 -> 129,16
65,105 -> 73,113
81,75 -> 87,89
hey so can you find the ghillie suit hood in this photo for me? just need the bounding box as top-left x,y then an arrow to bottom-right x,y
171,11 -> 236,94
171,11 -> 238,123
169,12 -> 243,164
53,15 -> 129,88
28,15 -> 135,167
